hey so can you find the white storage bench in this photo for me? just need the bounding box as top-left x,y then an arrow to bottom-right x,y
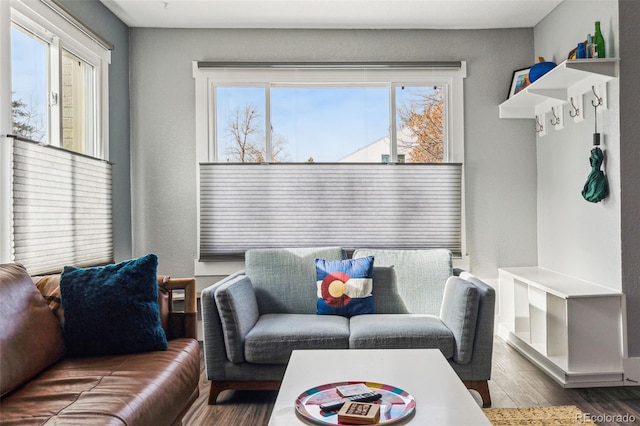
498,266 -> 625,387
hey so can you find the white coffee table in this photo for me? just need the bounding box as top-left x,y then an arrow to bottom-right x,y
268,349 -> 490,425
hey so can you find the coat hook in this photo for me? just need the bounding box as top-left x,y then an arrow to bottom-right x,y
569,97 -> 580,118
591,85 -> 603,108
550,107 -> 561,126
536,115 -> 544,133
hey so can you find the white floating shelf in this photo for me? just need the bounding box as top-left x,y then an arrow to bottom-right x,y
499,58 -> 619,119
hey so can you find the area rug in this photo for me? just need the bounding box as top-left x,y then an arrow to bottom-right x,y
482,405 -> 595,425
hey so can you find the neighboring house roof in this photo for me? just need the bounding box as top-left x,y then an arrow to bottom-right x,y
339,128 -> 417,162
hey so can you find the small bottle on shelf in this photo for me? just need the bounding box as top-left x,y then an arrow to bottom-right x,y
586,34 -> 594,58
594,21 -> 605,58
576,42 -> 587,59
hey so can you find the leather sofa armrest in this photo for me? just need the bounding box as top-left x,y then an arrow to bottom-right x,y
158,276 -> 198,340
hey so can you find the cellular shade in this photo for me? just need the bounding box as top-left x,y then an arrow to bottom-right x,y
199,163 -> 462,258
11,138 -> 113,275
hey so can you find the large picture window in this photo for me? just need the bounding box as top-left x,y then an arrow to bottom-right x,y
193,62 -> 466,262
194,62 -> 466,164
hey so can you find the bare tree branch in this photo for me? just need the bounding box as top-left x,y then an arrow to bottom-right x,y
223,103 -> 288,162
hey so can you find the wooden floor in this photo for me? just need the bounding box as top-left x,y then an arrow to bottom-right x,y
182,338 -> 640,425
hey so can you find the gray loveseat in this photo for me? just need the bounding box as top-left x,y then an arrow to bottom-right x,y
201,247 -> 495,407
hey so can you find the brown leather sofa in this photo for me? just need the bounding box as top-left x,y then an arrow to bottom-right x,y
0,263 -> 201,426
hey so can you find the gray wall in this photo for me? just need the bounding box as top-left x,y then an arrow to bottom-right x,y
59,0 -> 640,359
619,0 -> 640,357
534,0 -> 640,357
59,0 -> 132,262
129,28 -> 538,279
534,2 -> 621,288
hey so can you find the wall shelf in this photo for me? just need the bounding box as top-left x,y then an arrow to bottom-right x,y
499,58 -> 619,120
497,266 -> 625,388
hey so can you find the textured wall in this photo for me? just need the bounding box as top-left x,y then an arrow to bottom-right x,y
534,0 -> 621,289
129,28 -> 538,280
619,0 -> 640,357
59,0 -> 132,262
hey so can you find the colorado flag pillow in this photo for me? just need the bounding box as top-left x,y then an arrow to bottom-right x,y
315,256 -> 374,317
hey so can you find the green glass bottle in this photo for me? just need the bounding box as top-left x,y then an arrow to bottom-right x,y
594,21 -> 606,58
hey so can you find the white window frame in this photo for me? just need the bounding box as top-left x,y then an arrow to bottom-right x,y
192,62 -> 467,276
0,0 -> 111,265
6,0 -> 110,159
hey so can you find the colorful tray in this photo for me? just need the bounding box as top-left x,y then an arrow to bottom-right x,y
294,381 -> 416,425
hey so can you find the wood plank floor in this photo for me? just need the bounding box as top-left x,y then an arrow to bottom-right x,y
182,338 -> 640,425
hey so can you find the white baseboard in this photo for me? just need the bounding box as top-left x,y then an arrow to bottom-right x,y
624,357 -> 640,386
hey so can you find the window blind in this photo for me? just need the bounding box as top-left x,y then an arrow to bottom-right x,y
199,163 -> 462,259
11,138 -> 113,275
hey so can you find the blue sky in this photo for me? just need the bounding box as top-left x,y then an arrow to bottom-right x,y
216,86 -> 392,162
215,85 -> 437,162
11,25 -> 47,141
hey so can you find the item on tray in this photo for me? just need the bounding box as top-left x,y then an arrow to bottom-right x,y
338,402 -> 381,425
319,391 -> 382,412
295,381 -> 416,425
336,383 -> 372,397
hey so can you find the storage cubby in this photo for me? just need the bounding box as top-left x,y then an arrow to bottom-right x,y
498,266 -> 625,387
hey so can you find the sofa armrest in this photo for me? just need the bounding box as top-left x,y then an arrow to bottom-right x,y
158,276 -> 198,340
214,274 -> 260,363
200,271 -> 257,379
439,276 -> 480,364
458,272 -> 496,375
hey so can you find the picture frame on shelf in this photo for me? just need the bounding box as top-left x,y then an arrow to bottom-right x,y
508,67 -> 531,99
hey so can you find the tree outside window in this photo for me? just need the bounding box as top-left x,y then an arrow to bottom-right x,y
215,85 -> 445,164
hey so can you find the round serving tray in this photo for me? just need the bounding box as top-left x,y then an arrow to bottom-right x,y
294,381 -> 416,425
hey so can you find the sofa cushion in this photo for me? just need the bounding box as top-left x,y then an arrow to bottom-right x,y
316,256 -> 374,318
0,338 -> 200,425
245,247 -> 346,314
32,274 -> 64,323
215,275 -> 260,363
245,313 -> 350,364
440,276 -> 480,364
353,249 -> 452,315
348,314 -> 455,358
60,254 -> 168,357
0,264 -> 65,397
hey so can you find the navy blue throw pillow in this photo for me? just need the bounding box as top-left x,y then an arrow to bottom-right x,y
60,253 -> 167,356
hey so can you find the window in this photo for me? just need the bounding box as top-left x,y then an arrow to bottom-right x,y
61,49 -> 95,155
8,1 -> 109,158
396,86 -> 445,163
10,23 -> 48,143
194,62 -> 466,261
204,78 -> 454,164
195,63 -> 466,164
216,87 -> 266,162
1,0 -> 112,272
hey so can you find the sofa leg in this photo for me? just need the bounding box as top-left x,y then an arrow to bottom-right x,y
463,380 -> 491,407
208,381 -> 281,405
208,382 -> 226,405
